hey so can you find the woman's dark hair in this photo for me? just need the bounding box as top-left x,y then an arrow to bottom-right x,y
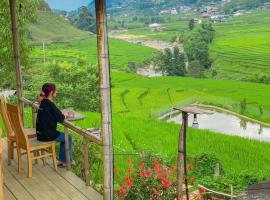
40,83 -> 56,98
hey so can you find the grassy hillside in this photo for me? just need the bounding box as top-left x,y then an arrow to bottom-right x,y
31,37 -> 155,69
210,11 -> 270,81
28,11 -> 90,43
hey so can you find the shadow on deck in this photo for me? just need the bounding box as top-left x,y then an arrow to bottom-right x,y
2,140 -> 102,200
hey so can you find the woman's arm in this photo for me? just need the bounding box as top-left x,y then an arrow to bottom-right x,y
50,102 -> 65,123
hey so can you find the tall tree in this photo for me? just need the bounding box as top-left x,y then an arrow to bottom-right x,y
74,6 -> 96,33
188,19 -> 195,30
167,47 -> 185,76
0,0 -> 39,88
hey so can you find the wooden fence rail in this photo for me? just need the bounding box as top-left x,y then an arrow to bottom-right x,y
20,97 -> 102,186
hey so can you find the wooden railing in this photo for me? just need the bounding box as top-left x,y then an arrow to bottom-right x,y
21,97 -> 102,186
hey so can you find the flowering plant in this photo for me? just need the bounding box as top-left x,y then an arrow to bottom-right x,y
115,157 -> 206,200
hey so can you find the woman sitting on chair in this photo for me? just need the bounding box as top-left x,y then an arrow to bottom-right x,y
36,83 -> 73,167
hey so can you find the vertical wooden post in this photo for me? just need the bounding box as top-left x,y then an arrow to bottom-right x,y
83,137 -> 90,186
64,127 -> 71,170
177,112 -> 188,200
95,0 -> 114,199
31,107 -> 36,128
9,0 -> 24,124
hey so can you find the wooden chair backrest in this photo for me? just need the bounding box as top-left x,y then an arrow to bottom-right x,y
0,96 -> 13,139
6,104 -> 29,149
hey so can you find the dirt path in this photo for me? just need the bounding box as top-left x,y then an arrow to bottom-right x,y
110,30 -> 184,77
109,31 -> 179,51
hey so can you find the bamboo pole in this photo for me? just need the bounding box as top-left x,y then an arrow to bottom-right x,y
95,0 -> 114,199
9,0 -> 24,124
83,137 -> 90,186
64,127 -> 71,170
31,107 -> 36,128
177,112 -> 188,200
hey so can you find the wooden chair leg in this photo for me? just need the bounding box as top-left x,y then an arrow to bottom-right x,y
11,141 -> 15,160
17,148 -> 23,174
8,140 -> 12,165
41,149 -> 47,166
34,151 -> 38,164
51,144 -> 57,171
27,152 -> 33,178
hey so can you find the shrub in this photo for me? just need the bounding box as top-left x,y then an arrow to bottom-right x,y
194,153 -> 222,177
115,157 -> 205,200
48,60 -> 100,111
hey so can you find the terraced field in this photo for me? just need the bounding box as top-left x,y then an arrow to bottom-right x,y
31,37 -> 155,69
210,11 -> 270,80
111,72 -> 270,122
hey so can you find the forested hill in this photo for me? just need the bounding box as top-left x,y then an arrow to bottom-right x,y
88,0 -> 270,15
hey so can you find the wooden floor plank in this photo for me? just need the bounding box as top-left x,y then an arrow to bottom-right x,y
4,186 -> 16,200
36,164 -> 89,200
3,143 -> 71,200
47,161 -> 102,200
3,166 -> 35,200
2,139 -> 102,200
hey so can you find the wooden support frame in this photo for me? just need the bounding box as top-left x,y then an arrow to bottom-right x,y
8,0 -> 25,124
95,0 -> 114,199
175,106 -> 213,200
64,127 -> 71,170
8,0 -> 114,198
177,112 -> 188,200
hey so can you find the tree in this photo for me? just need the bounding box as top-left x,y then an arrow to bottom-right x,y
153,47 -> 186,76
0,0 -> 39,88
183,23 -> 215,70
167,47 -> 185,76
48,60 -> 100,111
75,6 -> 96,33
188,19 -> 195,30
38,0 -> 51,11
187,60 -> 205,78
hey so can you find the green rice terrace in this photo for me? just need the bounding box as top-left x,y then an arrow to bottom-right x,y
2,2 -> 270,198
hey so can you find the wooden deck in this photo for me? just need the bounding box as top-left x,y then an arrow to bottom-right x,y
237,180 -> 270,200
2,140 -> 102,200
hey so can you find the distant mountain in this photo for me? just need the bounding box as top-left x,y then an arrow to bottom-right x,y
88,0 -> 126,9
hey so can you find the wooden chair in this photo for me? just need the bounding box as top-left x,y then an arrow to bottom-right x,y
0,96 -> 36,165
6,104 -> 57,178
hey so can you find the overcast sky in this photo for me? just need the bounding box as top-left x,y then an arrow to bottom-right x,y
47,0 -> 92,11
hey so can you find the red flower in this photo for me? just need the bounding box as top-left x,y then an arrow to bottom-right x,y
159,168 -> 168,181
190,177 -> 196,184
154,162 -> 163,175
183,174 -> 188,180
119,186 -> 126,198
127,167 -> 132,174
162,178 -> 172,188
125,176 -> 133,189
187,164 -> 193,170
199,187 -> 206,194
144,168 -> 152,178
